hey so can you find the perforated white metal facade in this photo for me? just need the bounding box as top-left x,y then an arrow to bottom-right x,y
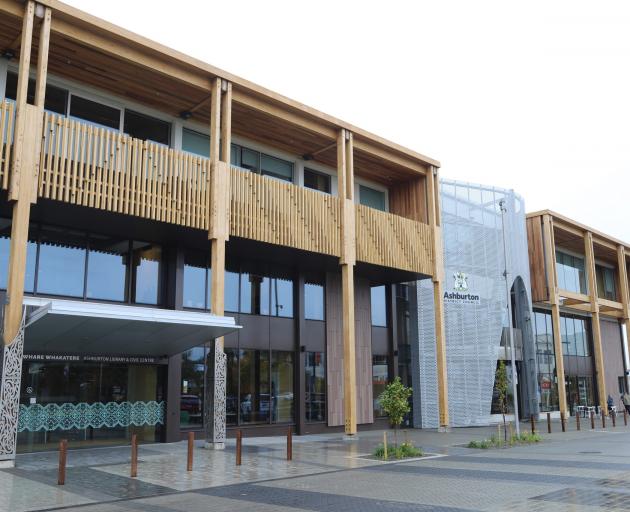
413,180 -> 536,428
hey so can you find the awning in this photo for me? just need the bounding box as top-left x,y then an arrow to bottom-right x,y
23,297 -> 240,357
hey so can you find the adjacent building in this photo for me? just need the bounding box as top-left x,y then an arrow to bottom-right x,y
526,211 -> 630,417
0,0 -> 448,464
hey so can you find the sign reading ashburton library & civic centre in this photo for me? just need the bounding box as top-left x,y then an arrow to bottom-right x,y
22,354 -> 166,364
443,271 -> 481,304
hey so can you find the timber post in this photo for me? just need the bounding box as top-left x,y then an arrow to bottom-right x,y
337,129 -> 357,438
205,76 -> 232,450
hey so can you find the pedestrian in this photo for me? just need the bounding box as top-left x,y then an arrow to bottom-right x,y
622,392 -> 630,415
607,394 -> 614,415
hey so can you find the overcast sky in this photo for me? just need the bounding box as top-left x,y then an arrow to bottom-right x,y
66,0 -> 630,241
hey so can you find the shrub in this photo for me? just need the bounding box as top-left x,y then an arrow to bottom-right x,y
373,441 -> 423,460
468,431 -> 542,449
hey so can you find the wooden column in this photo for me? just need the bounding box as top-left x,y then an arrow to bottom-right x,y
206,77 -> 231,449
542,215 -> 568,416
337,129 -> 357,437
4,1 -> 50,344
585,231 -> 607,413
426,166 -> 448,429
617,246 -> 630,391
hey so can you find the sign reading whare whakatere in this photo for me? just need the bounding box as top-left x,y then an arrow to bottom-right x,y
22,353 -> 166,364
443,271 -> 481,304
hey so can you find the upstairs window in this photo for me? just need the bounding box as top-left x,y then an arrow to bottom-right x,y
124,110 -> 170,145
360,185 -> 386,211
304,169 -> 331,194
4,72 -> 68,114
232,144 -> 293,182
69,95 -> 120,130
182,129 -> 210,158
595,264 -> 617,301
555,251 -> 587,295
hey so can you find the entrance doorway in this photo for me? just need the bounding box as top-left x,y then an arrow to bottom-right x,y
17,356 -> 166,452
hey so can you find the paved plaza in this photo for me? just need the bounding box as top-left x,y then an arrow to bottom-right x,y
3,419 -> 630,511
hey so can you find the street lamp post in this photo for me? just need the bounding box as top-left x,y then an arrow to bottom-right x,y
499,198 -> 520,435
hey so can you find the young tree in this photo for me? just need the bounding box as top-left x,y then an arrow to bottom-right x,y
495,361 -> 509,443
378,377 -> 412,447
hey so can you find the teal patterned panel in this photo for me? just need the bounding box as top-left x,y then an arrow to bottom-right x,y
17,401 -> 165,432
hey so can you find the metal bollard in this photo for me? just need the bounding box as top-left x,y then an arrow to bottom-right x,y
625,409 -> 628,426
612,412 -> 616,428
131,433 -> 138,478
530,415 -> 536,435
187,431 -> 194,471
590,410 -> 595,429
383,431 -> 388,460
602,413 -> 606,429
236,429 -> 242,466
57,439 -> 68,485
547,412 -> 551,433
576,411 -> 581,431
287,427 -> 292,461
560,412 -> 566,433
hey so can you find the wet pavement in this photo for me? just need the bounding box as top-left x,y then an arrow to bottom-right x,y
2,419 -> 630,511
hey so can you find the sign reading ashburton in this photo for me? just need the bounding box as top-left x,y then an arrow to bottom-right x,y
444,272 -> 480,304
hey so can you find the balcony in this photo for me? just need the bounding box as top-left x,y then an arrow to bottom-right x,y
0,103 -> 434,275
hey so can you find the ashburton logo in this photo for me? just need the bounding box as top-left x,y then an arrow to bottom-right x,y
444,272 -> 480,304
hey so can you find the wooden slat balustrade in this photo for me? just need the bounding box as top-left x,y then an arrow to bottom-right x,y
355,204 -> 434,275
0,103 -> 434,274
37,112 -> 211,229
230,166 -> 341,257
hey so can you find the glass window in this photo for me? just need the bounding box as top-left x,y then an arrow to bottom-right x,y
371,285 -> 387,327
360,185 -> 386,211
271,351 -> 294,423
555,251 -> 587,295
182,129 -> 210,158
86,235 -> 128,302
533,309 -> 559,412
261,154 -> 293,182
230,144 -> 241,167
305,351 -> 326,422
239,349 -> 270,424
270,277 -> 293,317
240,273 -> 269,315
5,72 -> 68,114
596,265 -> 617,301
70,95 -> 120,130
180,346 -> 206,427
241,148 -> 259,172
0,219 -> 37,293
131,242 -> 161,305
37,226 -> 87,298
305,281 -> 325,321
372,355 -> 389,417
226,348 -> 239,426
124,110 -> 170,145
225,270 -> 239,313
304,169 -> 331,194
183,251 -> 208,309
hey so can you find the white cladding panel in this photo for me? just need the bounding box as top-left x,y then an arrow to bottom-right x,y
414,180 -> 534,428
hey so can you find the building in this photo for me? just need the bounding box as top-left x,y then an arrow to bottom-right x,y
0,0 -> 447,464
526,211 -> 630,417
412,180 -> 538,427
